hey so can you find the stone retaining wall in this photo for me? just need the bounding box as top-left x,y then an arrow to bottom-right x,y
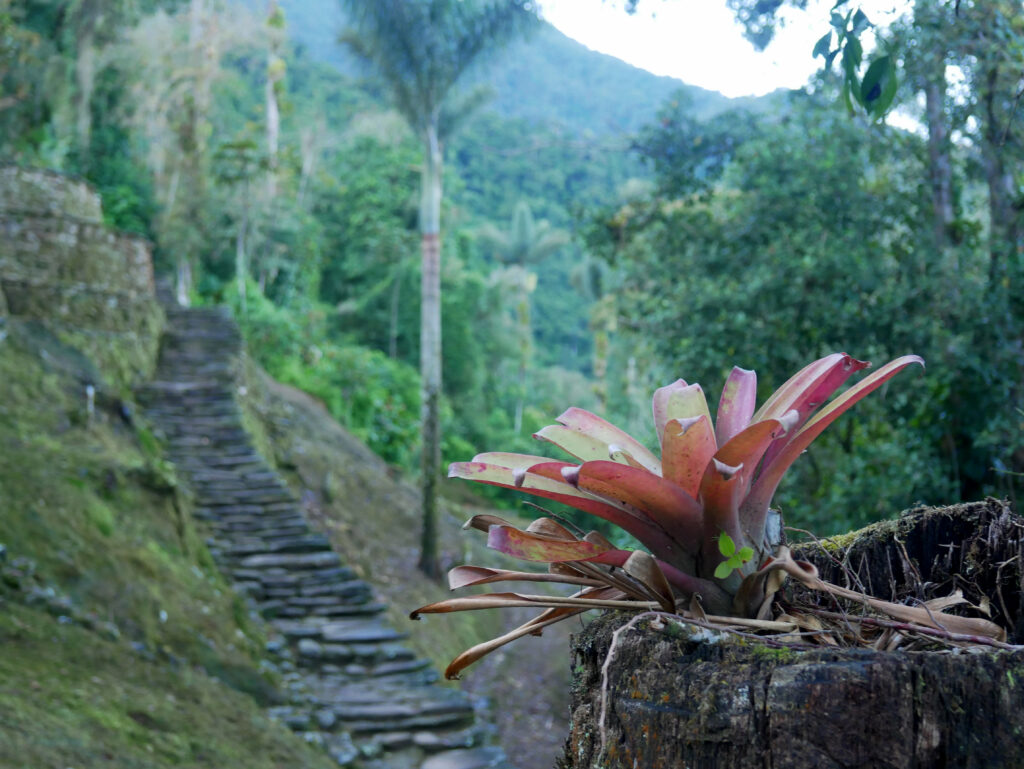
0,166 -> 161,386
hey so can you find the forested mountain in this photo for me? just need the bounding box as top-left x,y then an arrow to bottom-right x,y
269,0 -> 757,134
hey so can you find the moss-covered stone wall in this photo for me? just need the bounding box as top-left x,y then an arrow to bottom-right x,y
0,166 -> 162,388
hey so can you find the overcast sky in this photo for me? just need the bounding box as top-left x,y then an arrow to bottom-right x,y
536,0 -> 911,98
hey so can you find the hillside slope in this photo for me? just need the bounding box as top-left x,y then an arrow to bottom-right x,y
0,168 -> 337,768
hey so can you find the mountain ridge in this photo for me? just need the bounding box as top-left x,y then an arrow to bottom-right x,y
275,0 -> 769,134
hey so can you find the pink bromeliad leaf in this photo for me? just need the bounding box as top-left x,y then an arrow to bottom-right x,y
740,354 -> 924,541
755,353 -> 872,469
572,460 -> 704,553
486,524 -> 612,561
661,415 -> 717,498
652,380 -> 712,452
449,461 -> 684,565
715,366 -> 757,447
555,407 -> 662,474
533,424 -> 616,463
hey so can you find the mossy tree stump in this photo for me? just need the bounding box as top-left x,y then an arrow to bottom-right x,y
558,499 -> 1024,769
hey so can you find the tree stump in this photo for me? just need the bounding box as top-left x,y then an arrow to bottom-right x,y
558,499 -> 1024,769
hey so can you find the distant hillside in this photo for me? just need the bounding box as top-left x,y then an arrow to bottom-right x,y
275,0 -> 763,134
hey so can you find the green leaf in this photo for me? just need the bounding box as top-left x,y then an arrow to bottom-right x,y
738,546 -> 754,562
860,55 -> 890,106
717,532 -> 736,558
841,81 -> 855,115
851,9 -> 871,35
842,35 -> 863,77
870,57 -> 899,120
714,561 -> 734,580
812,32 -> 832,60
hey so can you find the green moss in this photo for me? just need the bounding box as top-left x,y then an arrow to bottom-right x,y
85,495 -> 116,536
747,644 -> 799,664
0,604 -> 336,769
0,322 -> 266,694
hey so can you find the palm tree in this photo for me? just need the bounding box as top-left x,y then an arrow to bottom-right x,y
339,0 -> 537,578
479,201 -> 568,431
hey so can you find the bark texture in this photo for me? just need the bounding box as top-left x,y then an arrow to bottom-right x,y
559,500 -> 1024,769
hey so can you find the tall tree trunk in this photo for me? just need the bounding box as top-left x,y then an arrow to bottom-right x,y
297,124 -> 318,209
265,66 -> 280,199
980,65 -> 1020,288
389,267 -> 402,360
236,186 -> 250,313
74,2 -> 98,161
265,1 -> 283,200
924,71 -> 954,255
418,121 -> 443,579
513,279 -> 530,433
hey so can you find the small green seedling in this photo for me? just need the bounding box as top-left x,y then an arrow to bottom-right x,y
714,533 -> 754,579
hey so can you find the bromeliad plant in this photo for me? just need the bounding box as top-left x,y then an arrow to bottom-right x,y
412,352 -> 1003,677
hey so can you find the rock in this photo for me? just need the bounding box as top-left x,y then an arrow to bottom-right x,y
315,708 -> 337,730
326,732 -> 360,766
297,639 -> 323,658
420,747 -> 508,769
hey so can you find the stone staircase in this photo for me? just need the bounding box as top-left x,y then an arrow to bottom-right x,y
138,302 -> 511,769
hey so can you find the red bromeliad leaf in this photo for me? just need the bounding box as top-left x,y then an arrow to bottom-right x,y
752,353 -> 849,422
699,419 -> 789,551
447,565 -> 602,590
573,460 -> 704,551
715,367 -> 757,447
487,524 -> 612,562
652,380 -> 712,452
715,418 -> 788,488
450,462 -> 684,565
756,353 -> 871,469
661,415 -> 717,498
740,354 -> 924,541
555,407 -> 662,474
698,458 -> 745,568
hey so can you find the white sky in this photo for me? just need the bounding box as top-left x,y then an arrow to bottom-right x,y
537,0 -> 912,98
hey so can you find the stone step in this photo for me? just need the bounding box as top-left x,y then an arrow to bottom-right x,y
140,303 -> 509,769
230,567 -> 359,587
420,747 -> 511,769
339,710 -> 475,735
238,551 -> 342,570
219,535 -> 333,558
320,619 -> 406,644
195,487 -> 293,503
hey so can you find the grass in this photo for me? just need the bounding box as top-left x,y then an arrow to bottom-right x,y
0,318 -> 331,767
0,603 -> 335,769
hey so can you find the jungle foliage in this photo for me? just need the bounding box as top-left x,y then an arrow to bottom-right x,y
1,0 -> 1021,540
